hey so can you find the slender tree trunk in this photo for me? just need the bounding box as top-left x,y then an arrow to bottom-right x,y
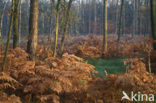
136,0 -> 139,35
53,0 -> 61,57
146,0 -> 150,36
0,1 -> 8,41
138,0 -> 141,35
88,0 -> 91,34
41,11 -> 45,34
122,0 -> 125,36
117,0 -> 124,42
49,17 -> 53,50
19,0 -> 22,46
150,0 -> 156,50
27,0 -> 39,60
82,1 -> 85,34
143,0 -> 148,36
93,0 -> 97,34
0,15 -> 2,41
13,0 -> 20,49
103,0 -> 107,52
60,0 -> 73,55
132,0 -> 136,38
115,0 -> 119,34
50,0 -> 55,49
2,0 -> 15,71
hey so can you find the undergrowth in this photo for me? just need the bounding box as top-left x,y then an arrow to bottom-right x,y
0,35 -> 155,103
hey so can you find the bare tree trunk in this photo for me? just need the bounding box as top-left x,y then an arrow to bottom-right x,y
49,0 -> 55,49
0,0 -> 8,41
103,0 -> 107,52
136,0 -> 139,35
115,0 -> 119,34
143,0 -> 149,36
138,0 -> 141,35
53,0 -> 61,57
60,0 -> 73,55
117,0 -> 124,42
150,0 -> 156,50
132,0 -> 136,38
122,0 -> 125,36
41,10 -> 45,34
13,0 -> 20,49
49,17 -> 53,50
27,0 -> 39,60
88,0 -> 91,34
19,0 -> 22,46
93,0 -> 97,34
2,0 -> 15,71
82,1 -> 85,34
0,17 -> 1,40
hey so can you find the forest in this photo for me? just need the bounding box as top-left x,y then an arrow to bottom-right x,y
0,0 -> 156,103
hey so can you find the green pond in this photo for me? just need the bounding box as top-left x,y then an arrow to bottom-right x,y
86,58 -> 126,77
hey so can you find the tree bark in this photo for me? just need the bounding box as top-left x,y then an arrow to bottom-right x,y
2,0 -> 15,71
115,0 -> 119,34
13,0 -> 20,49
0,1 -> 8,41
150,0 -> 156,50
132,0 -> 136,38
60,0 -> 73,55
117,0 -> 124,42
53,0 -> 61,57
103,0 -> 107,52
93,0 -> 97,34
50,0 -> 55,49
19,0 -> 22,46
122,0 -> 125,36
88,0 -> 91,34
27,0 -> 39,60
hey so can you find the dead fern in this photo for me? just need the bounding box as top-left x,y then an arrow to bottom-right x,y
86,59 -> 156,103
0,72 -> 21,90
65,35 -> 150,58
0,92 -> 21,103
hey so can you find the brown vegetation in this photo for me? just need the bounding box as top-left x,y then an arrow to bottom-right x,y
65,35 -> 150,58
0,35 -> 155,103
0,47 -> 96,103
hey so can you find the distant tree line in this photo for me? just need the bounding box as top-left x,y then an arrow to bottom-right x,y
0,0 -> 151,37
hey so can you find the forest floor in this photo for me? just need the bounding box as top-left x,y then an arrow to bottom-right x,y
0,35 -> 156,103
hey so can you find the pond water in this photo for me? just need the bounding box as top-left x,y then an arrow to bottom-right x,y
86,58 -> 126,77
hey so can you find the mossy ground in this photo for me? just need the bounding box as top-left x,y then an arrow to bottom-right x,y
87,58 -> 126,77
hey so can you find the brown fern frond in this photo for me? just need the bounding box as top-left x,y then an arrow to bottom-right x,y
0,83 -> 15,90
0,72 -> 18,84
0,72 -> 22,90
37,94 -> 60,103
0,92 -> 21,103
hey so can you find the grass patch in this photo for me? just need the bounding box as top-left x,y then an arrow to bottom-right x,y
86,58 -> 126,77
